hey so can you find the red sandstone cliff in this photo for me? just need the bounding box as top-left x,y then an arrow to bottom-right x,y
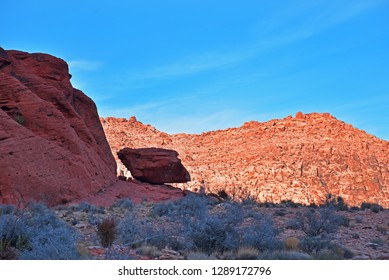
102,113 -> 389,208
0,48 -> 117,206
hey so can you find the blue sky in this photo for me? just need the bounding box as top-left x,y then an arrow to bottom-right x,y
2,0 -> 389,140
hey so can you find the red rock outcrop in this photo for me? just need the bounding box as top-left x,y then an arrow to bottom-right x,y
71,180 -> 186,207
0,48 -> 117,206
102,113 -> 389,208
117,147 -> 190,184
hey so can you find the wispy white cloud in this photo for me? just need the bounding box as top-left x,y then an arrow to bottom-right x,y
98,100 -> 170,118
126,50 -> 255,82
153,109 -> 249,134
252,0 -> 385,49
124,1 -> 383,85
97,94 -> 250,134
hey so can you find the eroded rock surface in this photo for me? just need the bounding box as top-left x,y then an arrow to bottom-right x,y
0,48 -> 117,206
102,112 -> 389,207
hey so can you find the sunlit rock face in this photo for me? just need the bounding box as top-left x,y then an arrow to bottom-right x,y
102,112 -> 389,208
0,48 -> 117,206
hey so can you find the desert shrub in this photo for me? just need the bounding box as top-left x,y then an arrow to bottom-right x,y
337,214 -> 351,227
325,196 -> 349,211
235,247 -> 260,260
314,249 -> 343,260
240,215 -> 281,251
190,215 -> 230,254
298,235 -> 353,259
349,206 -> 360,211
360,202 -> 372,210
0,214 -> 30,259
150,202 -> 175,217
259,250 -> 312,260
136,245 -> 161,259
360,202 -> 384,212
217,190 -> 229,200
146,220 -> 189,251
118,212 -> 149,247
241,196 -> 259,206
370,203 -> 384,213
111,198 -> 134,210
186,200 -> 255,254
352,233 -> 360,239
285,218 -> 300,230
186,252 -> 218,260
244,210 -> 263,220
274,209 -> 287,216
360,202 -> 384,213
295,207 -> 343,237
18,203 -> 81,260
104,247 -> 134,260
219,201 -> 245,223
217,250 -> 236,260
150,194 -> 210,219
70,202 -> 102,213
119,211 -> 188,250
173,194 -> 210,218
0,204 -> 16,215
97,218 -> 117,248
280,200 -> 302,208
259,201 -> 277,208
87,212 -> 103,226
298,236 -> 332,254
355,215 -> 364,223
314,245 -> 353,260
0,246 -> 17,260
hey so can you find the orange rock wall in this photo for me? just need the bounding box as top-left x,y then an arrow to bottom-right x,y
102,113 -> 389,207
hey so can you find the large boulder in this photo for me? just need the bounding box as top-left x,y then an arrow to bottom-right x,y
117,147 -> 190,184
0,48 -> 117,206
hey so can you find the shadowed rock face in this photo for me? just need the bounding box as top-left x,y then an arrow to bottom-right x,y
0,48 -> 117,206
117,147 -> 191,184
102,113 -> 389,208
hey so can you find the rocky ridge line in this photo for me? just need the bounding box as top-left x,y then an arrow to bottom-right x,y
102,112 -> 389,208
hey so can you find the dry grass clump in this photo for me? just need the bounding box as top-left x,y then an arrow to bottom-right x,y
284,237 -> 299,251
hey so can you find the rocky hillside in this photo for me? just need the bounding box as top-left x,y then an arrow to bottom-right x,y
102,113 -> 389,208
0,48 -> 117,205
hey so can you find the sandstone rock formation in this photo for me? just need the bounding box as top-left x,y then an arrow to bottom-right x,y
0,48 -> 117,206
102,113 -> 389,208
117,147 -> 190,184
